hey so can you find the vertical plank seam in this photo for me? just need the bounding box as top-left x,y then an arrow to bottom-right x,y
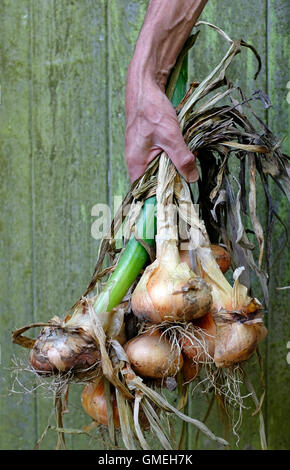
106,0 -> 112,209
28,0 -> 39,445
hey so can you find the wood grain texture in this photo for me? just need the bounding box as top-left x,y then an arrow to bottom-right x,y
0,0 -> 37,450
266,0 -> 290,450
29,0 -> 108,449
0,0 -> 289,450
108,0 -> 149,202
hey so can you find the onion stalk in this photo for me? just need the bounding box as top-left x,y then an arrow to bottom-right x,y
131,155 -> 212,323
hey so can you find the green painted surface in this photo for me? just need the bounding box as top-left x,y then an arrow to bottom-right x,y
0,0 -> 289,450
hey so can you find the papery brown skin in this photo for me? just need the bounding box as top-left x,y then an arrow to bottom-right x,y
124,330 -> 183,379
214,321 -> 268,368
29,326 -> 101,375
182,313 -> 216,363
81,379 -> 120,428
179,245 -> 231,274
131,263 -> 212,324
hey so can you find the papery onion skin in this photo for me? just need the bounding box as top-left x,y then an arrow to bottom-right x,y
81,380 -> 120,428
124,330 -> 183,379
180,244 -> 231,274
131,263 -> 212,324
29,326 -> 101,375
214,320 -> 267,368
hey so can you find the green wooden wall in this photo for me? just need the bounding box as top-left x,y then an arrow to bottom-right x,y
0,0 -> 289,450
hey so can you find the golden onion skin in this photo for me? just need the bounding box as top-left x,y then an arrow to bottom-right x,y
214,321 -> 267,368
179,244 -> 231,274
81,380 -> 120,428
29,326 -> 101,374
124,330 -> 183,379
131,264 -> 212,324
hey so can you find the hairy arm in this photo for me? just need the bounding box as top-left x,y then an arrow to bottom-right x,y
125,0 -> 208,183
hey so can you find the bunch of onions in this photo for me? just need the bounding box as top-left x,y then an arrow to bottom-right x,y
178,182 -> 267,368
81,379 -> 120,428
131,154 -> 212,324
124,329 -> 183,379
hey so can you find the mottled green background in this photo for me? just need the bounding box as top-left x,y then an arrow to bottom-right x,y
0,0 -> 289,450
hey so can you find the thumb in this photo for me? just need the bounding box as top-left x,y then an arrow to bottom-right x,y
163,134 -> 199,183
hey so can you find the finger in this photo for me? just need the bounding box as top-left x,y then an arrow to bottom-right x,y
162,133 -> 199,183
126,147 -> 161,183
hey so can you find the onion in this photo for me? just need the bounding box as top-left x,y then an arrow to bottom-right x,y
28,296 -> 129,375
124,330 -> 183,379
81,379 -> 120,428
180,244 -> 231,274
29,326 -> 101,374
214,318 -> 267,368
131,155 -> 212,323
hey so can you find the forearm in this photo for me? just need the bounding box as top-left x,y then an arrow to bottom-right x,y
125,0 -> 207,183
128,0 -> 208,90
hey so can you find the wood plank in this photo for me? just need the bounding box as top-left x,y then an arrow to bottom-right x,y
28,0 -> 108,449
266,0 -> 290,450
108,0 -> 149,202
0,0 -> 36,449
186,0 -> 269,450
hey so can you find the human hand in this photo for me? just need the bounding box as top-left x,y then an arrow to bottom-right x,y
125,75 -> 198,184
124,0 -> 208,184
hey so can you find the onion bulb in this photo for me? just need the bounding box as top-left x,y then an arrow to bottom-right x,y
214,316 -> 267,368
81,379 -> 120,428
124,330 -> 183,379
131,155 -> 212,323
29,326 -> 101,374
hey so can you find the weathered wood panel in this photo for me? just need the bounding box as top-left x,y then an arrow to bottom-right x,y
0,0 -> 36,450
108,0 -> 148,202
28,0 -> 109,449
0,0 -> 289,450
266,0 -> 290,450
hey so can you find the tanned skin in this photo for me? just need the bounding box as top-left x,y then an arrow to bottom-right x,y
125,0 -> 208,183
